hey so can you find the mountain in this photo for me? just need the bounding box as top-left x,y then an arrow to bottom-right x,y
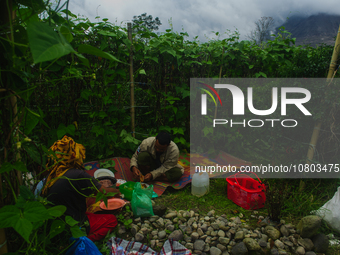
276,13 -> 340,47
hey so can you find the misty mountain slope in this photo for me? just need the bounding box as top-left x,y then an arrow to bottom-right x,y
276,13 -> 340,46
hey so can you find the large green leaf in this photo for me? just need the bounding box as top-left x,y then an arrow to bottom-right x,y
0,206 -> 21,228
27,21 -> 75,63
47,205 -> 66,217
22,143 -> 42,165
19,185 -> 35,200
16,0 -> 45,13
59,25 -> 73,43
57,124 -> 75,139
65,216 -> 78,227
23,201 -> 50,222
17,159 -> 35,174
78,45 -> 126,64
70,225 -> 86,238
24,109 -> 39,135
75,52 -> 89,67
14,218 -> 33,243
0,162 -> 13,174
49,220 -> 65,239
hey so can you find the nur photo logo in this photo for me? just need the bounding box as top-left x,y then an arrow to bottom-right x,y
198,81 -> 312,128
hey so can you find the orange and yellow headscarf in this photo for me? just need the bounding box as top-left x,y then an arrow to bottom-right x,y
41,135 -> 86,195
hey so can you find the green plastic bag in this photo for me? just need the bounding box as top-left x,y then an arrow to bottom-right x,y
131,182 -> 154,218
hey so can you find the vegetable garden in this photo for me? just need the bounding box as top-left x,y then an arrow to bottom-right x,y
1,0 -> 340,254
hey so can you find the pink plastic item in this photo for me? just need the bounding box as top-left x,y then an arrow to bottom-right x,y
100,198 -> 126,210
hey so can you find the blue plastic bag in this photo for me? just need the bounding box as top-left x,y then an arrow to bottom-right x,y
65,236 -> 102,255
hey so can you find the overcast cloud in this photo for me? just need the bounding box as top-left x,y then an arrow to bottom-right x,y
67,0 -> 340,41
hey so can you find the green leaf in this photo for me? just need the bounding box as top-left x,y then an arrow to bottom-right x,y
249,65 -> 254,69
123,38 -> 131,48
13,161 -> 28,173
78,45 -> 125,64
47,205 -> 67,217
49,220 -> 65,239
97,31 -> 117,37
57,123 -> 75,138
0,205 -> 21,228
23,201 -> 50,222
27,21 -> 75,63
61,9 -> 77,19
74,52 -> 90,67
24,108 -> 39,135
17,0 -> 45,13
81,90 -> 92,100
172,127 -> 184,135
159,126 -> 172,133
70,225 -> 86,238
139,69 -> 146,75
19,185 -> 35,200
22,143 -> 42,165
65,216 -> 79,227
95,191 -> 106,204
14,218 -> 33,243
59,25 -> 73,43
145,56 -> 158,63
0,162 -> 13,174
255,72 -> 267,78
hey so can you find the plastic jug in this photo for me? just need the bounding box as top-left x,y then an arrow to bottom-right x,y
191,171 -> 209,197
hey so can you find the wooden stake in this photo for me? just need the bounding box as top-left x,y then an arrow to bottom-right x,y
128,23 -> 135,138
306,25 -> 340,163
214,46 -> 224,120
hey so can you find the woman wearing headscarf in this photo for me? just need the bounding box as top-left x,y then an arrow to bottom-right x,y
41,135 -> 121,241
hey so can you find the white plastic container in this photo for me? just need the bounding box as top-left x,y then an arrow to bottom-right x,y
191,171 -> 209,197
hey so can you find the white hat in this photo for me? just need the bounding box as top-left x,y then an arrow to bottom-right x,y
94,168 -> 115,178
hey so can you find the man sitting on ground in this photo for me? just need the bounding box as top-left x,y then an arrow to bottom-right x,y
41,135 -> 121,242
130,131 -> 184,182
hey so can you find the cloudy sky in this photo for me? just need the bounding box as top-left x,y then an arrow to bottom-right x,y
68,0 -> 340,41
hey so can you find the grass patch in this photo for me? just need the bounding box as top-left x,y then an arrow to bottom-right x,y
153,178 -> 267,222
153,178 -> 340,226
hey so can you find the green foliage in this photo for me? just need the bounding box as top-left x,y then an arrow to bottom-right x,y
116,205 -> 133,229
0,185 -> 79,253
1,1 -> 340,252
132,13 -> 162,32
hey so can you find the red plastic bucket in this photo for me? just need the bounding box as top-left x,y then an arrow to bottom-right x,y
226,172 -> 266,210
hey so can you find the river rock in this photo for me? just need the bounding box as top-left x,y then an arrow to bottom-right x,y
158,230 -> 166,239
243,237 -> 261,251
168,230 -> 183,241
235,231 -> 244,240
210,246 -> 222,255
165,212 -> 177,219
296,246 -> 305,255
231,242 -> 248,255
265,226 -> 281,240
153,205 -> 167,217
298,238 -> 314,251
296,216 -> 322,238
194,240 -> 206,251
135,233 -> 144,242
311,233 -> 329,253
280,225 -> 290,237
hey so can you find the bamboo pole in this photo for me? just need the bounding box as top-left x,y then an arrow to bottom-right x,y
128,23 -> 135,138
214,46 -> 224,120
306,25 -> 340,164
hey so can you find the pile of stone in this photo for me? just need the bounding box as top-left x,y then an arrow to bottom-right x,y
117,209 -> 331,255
